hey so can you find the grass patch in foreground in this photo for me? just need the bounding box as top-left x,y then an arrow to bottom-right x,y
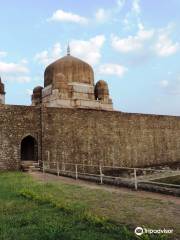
0,172 -> 169,240
153,175 -> 180,185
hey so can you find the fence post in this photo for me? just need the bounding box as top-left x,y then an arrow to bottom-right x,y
75,164 -> 78,180
43,161 -> 45,174
134,168 -> 138,190
62,162 -> 66,172
57,161 -> 60,176
42,161 -> 46,184
100,165 -> 103,184
46,151 -> 50,169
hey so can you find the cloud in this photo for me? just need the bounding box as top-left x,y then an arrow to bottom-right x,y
95,8 -> 108,23
132,0 -> 141,15
170,78 -> 180,95
35,43 -> 62,65
48,9 -> 88,24
5,76 -> 31,83
20,59 -> 28,64
49,2 -> 124,26
35,36 -> 105,66
70,35 -> 106,65
0,54 -> 30,83
0,61 -> 29,73
99,63 -> 127,77
154,27 -> 179,57
123,0 -> 142,30
111,28 -> 154,53
160,80 -> 169,87
51,43 -> 62,59
95,1 -> 126,24
26,89 -> 33,96
0,51 -> 7,58
116,0 -> 126,9
112,23 -> 179,59
160,75 -> 180,95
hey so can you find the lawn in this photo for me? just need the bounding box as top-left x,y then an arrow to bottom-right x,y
153,175 -> 180,185
0,172 -> 178,240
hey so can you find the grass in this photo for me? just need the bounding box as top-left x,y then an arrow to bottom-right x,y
153,175 -> 180,185
0,172 -> 177,240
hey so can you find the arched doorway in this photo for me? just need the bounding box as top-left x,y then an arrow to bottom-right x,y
21,136 -> 38,161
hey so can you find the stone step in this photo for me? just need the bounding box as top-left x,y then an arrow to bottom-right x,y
32,163 -> 39,167
29,166 -> 40,170
28,167 -> 41,172
21,161 -> 36,167
21,161 -> 40,172
22,166 -> 41,172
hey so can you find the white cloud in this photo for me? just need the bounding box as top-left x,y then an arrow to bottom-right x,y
52,43 -> 62,59
95,1 -> 126,24
26,89 -> 33,96
155,29 -> 179,57
170,78 -> 180,95
0,54 -> 30,83
123,0 -> 142,30
35,36 -> 105,66
5,76 -> 31,83
0,61 -> 29,73
160,80 -> 169,87
20,59 -> 28,64
99,63 -> 127,77
111,28 -> 154,53
0,51 -> 7,58
123,14 -> 132,30
35,43 -> 62,65
48,9 -> 88,24
117,0 -> 126,9
95,8 -> 108,23
112,23 -> 179,59
70,35 -> 106,65
160,75 -> 180,95
132,0 -> 141,15
35,51 -> 49,65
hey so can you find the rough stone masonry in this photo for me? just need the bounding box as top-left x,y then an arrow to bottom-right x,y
0,105 -> 180,170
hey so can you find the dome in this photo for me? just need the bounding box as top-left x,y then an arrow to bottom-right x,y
53,73 -> 68,92
32,86 -> 43,99
95,80 -> 109,100
0,77 -> 5,94
44,54 -> 94,87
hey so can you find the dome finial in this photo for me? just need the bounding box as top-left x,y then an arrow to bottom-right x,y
67,42 -> 70,56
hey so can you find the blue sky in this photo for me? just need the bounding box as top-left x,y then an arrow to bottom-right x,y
0,0 -> 180,115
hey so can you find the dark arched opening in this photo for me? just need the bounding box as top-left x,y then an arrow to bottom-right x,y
21,136 -> 38,161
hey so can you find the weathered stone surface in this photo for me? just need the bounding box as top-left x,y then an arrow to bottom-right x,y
42,85 -> 113,111
44,55 -> 94,87
41,108 -> 180,168
0,105 -> 180,170
0,77 -> 5,104
0,105 -> 41,170
0,95 -> 5,105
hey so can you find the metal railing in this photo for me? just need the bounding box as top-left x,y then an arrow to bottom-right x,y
42,160 -> 180,190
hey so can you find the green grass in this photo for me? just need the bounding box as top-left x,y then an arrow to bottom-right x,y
153,175 -> 180,185
0,172 -> 175,240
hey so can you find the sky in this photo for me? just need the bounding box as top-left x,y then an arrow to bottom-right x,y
0,0 -> 180,116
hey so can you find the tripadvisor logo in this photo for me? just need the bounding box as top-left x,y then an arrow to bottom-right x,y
134,227 -> 173,236
134,227 -> 143,236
